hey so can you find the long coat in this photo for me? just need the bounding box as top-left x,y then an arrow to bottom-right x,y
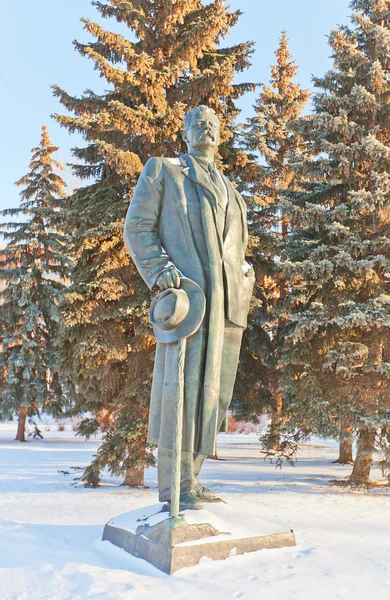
124,153 -> 255,456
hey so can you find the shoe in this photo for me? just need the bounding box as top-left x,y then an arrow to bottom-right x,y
193,481 -> 216,501
180,492 -> 203,510
166,492 -> 203,511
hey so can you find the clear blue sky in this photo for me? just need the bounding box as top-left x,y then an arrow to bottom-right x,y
1,0 -> 351,212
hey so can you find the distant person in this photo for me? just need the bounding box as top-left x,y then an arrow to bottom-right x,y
31,423 -> 43,439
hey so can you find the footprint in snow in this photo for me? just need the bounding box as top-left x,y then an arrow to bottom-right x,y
233,590 -> 247,599
248,575 -> 259,581
293,548 -> 314,560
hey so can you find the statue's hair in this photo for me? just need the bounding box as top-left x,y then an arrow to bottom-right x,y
183,105 -> 219,134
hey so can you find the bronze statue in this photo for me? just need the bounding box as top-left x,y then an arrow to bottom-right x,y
124,105 -> 255,511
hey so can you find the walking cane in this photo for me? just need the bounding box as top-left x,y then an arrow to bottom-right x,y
170,337 -> 187,518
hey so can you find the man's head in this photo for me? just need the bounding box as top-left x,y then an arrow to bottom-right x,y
182,105 -> 220,155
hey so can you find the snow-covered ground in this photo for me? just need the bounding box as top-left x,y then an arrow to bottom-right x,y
0,422 -> 389,600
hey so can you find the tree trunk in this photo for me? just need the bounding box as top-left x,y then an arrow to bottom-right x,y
349,428 -> 376,483
266,213 -> 289,452
267,390 -> 283,450
15,407 -> 28,442
333,425 -> 354,464
333,439 -> 354,465
121,466 -> 144,487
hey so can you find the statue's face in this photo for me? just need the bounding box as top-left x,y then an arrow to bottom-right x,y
184,110 -> 220,152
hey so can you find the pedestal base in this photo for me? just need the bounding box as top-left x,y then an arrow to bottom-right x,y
102,502 -> 296,574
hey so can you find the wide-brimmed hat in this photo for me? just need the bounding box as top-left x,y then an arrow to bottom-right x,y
149,277 -> 206,344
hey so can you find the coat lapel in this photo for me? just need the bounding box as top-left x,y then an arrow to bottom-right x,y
179,156 -> 247,252
181,154 -> 218,211
181,154 -> 223,254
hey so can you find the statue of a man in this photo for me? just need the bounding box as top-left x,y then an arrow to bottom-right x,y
124,105 -> 255,510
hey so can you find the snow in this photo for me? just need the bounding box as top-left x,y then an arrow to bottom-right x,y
109,500 -> 291,546
0,423 -> 389,600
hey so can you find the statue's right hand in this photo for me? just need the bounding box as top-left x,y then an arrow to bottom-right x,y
156,267 -> 181,291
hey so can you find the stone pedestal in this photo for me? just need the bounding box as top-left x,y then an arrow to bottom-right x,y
102,502 -> 296,574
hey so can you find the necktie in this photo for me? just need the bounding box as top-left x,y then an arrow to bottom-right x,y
208,163 -> 228,213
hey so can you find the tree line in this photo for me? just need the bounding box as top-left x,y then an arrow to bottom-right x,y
1,0 -> 389,488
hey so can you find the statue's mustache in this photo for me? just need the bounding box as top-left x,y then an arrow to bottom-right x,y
199,130 -> 215,140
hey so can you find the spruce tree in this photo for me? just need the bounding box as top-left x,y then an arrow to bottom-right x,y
278,0 -> 390,485
0,127 -> 70,441
234,32 -> 309,442
53,0 -> 254,486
